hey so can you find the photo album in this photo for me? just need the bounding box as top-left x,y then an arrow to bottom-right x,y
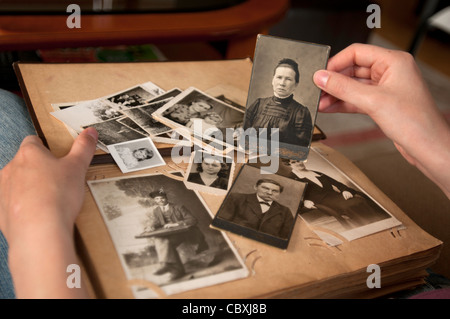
47,35 -> 407,297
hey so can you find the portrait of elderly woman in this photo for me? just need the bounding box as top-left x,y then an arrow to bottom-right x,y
244,58 -> 313,147
242,35 -> 330,160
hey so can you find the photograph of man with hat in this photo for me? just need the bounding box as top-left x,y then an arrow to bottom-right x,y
216,178 -> 295,240
145,189 -> 209,281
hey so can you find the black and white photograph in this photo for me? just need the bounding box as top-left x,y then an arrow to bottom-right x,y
277,148 -> 403,245
242,35 -> 330,161
83,117 -> 147,146
121,99 -> 173,136
117,117 -> 149,136
184,150 -> 234,195
152,87 -> 244,144
51,98 -> 123,133
107,137 -> 166,173
87,173 -> 248,298
51,100 -> 90,139
151,130 -> 192,147
211,164 -> 306,249
51,82 -> 165,133
147,87 -> 182,103
106,82 -> 165,110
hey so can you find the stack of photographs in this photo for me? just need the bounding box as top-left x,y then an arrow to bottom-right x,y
51,34 -> 404,298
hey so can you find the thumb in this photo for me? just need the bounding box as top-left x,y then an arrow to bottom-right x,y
66,127 -> 98,170
313,70 -> 375,113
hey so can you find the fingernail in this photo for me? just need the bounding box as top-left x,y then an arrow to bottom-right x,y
84,127 -> 98,141
314,70 -> 329,88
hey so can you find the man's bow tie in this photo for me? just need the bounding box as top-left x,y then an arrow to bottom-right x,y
259,201 -> 271,206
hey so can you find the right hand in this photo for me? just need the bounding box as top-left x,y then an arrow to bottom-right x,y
313,43 -> 450,198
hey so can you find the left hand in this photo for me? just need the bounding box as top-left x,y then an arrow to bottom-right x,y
0,128 -> 98,298
0,128 -> 98,247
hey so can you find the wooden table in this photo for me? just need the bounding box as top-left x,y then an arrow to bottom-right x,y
0,0 -> 289,59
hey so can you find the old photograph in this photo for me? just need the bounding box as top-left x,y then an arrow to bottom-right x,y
50,82 -> 164,132
147,87 -> 182,103
106,82 -> 165,110
87,173 -> 248,298
121,99 -> 173,136
107,137 -> 166,173
277,148 -> 402,245
51,100 -> 90,139
117,117 -> 149,136
51,98 -> 123,133
211,164 -> 306,249
83,117 -> 147,146
242,35 -> 330,161
152,87 -> 244,144
184,150 -> 234,195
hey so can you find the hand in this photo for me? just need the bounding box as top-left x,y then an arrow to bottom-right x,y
163,223 -> 180,229
0,128 -> 98,298
313,43 -> 450,198
0,128 -> 98,241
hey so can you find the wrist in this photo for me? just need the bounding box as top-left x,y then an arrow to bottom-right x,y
8,221 -> 86,298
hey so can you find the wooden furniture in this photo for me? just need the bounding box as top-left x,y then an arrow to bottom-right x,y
0,0 -> 289,59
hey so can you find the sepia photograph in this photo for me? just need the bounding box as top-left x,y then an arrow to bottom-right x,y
107,137 -> 166,173
242,35 -> 330,161
184,150 -> 234,195
211,164 -> 306,249
152,87 -> 244,144
87,173 -> 248,298
83,117 -> 147,146
106,82 -> 165,110
276,148 -> 402,245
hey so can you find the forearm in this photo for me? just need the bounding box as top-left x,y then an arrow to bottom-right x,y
8,219 -> 89,299
399,117 -> 450,199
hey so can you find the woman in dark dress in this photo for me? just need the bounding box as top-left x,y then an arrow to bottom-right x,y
244,58 -> 313,148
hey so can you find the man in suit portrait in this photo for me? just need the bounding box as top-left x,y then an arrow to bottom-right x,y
217,179 -> 294,239
144,189 -> 209,280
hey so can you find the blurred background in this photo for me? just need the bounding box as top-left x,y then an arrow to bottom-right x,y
1,0 -> 449,277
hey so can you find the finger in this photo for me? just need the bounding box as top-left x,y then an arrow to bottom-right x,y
20,135 -> 44,147
327,43 -> 395,74
314,70 -> 376,114
338,65 -> 373,79
319,98 -> 362,114
66,127 -> 98,171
